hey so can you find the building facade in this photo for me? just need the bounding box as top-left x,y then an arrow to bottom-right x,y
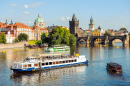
0,14 -> 48,43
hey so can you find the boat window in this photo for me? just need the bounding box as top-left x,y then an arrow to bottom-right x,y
42,63 -> 45,66
63,61 -> 66,63
23,64 -> 27,68
74,59 -> 77,62
46,62 -> 48,65
13,63 -> 17,68
59,61 -> 62,64
66,60 -> 69,63
56,61 -> 58,64
71,60 -> 73,62
18,64 -> 22,69
69,60 -> 71,62
28,64 -> 31,67
53,62 -> 55,64
49,62 -> 52,65
34,63 -> 38,67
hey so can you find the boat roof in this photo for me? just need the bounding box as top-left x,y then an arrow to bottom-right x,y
107,62 -> 121,66
25,57 -> 36,59
32,53 -> 62,57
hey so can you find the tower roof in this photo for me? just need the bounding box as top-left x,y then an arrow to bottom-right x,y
5,19 -> 8,25
34,14 -> 44,25
90,16 -> 93,24
72,13 -> 77,21
98,26 -> 101,30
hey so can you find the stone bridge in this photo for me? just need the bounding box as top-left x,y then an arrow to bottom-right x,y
76,35 -> 129,46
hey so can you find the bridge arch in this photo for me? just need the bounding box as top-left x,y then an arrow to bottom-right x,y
108,35 -> 126,46
109,38 -> 125,46
77,39 -> 86,44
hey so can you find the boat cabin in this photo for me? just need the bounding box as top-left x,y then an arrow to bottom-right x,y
107,62 -> 122,72
23,57 -> 40,62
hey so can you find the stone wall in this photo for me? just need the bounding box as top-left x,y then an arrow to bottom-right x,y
0,41 -> 28,49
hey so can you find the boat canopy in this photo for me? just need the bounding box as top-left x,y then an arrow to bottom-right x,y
32,53 -> 62,57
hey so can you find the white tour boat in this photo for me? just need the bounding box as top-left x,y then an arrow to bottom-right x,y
10,53 -> 88,72
45,45 -> 70,52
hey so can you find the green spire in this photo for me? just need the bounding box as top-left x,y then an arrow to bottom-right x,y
11,19 -> 13,24
5,18 -> 8,25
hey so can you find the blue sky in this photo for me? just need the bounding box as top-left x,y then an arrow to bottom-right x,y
0,0 -> 130,31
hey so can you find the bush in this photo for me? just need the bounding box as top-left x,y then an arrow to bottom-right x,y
36,40 -> 42,46
18,33 -> 28,41
13,38 -> 19,43
0,32 -> 6,43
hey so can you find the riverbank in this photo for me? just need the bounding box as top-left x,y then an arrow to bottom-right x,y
0,41 -> 28,49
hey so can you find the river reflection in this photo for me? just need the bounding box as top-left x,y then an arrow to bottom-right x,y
0,43 -> 130,85
10,66 -> 87,86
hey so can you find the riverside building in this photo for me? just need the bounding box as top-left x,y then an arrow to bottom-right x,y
0,14 -> 48,43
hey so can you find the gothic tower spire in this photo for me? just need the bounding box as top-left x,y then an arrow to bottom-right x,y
72,13 -> 77,21
90,16 -> 93,24
89,16 -> 95,30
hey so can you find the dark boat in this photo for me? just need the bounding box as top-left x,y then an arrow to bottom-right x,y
107,62 -> 122,72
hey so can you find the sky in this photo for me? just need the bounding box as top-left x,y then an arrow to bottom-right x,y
0,0 -> 130,31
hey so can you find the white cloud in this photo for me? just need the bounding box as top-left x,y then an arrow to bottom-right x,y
27,21 -> 33,24
30,2 -> 44,8
61,16 -> 71,21
61,16 -> 66,21
24,4 -> 28,8
9,10 -> 14,13
23,2 -> 44,9
121,24 -> 125,27
66,17 -> 71,20
23,11 -> 30,15
10,4 -> 16,6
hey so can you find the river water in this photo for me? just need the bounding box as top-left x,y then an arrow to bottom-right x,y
0,43 -> 130,86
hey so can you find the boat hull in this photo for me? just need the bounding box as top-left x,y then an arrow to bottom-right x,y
11,60 -> 88,72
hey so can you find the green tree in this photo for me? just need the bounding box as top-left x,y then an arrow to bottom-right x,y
69,34 -> 76,45
0,32 -> 6,43
49,28 -> 61,45
62,28 -> 70,45
104,32 -> 109,36
36,40 -> 42,46
18,33 -> 28,41
49,26 -> 76,45
0,34 -> 2,43
41,33 -> 48,43
13,38 -> 19,43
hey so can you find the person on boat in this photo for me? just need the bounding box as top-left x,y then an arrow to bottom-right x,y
52,56 -> 54,59
68,54 -> 70,57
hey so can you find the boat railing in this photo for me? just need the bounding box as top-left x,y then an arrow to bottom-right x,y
42,55 -> 78,61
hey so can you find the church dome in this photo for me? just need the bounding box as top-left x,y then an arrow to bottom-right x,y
34,14 -> 44,24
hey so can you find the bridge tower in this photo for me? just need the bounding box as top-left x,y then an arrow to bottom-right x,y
69,13 -> 79,37
89,16 -> 95,30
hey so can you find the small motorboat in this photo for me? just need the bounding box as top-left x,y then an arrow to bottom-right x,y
107,62 -> 122,72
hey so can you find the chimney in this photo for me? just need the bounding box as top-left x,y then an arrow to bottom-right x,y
53,24 -> 54,26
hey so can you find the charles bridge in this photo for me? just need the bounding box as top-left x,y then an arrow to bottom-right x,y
76,35 -> 130,46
